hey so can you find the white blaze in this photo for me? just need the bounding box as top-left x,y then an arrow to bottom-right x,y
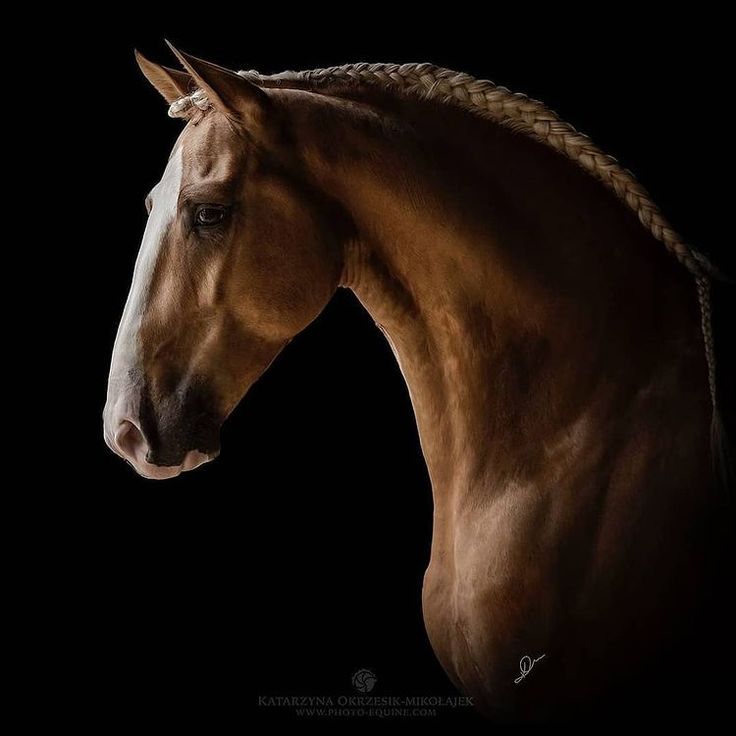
105,146 -> 183,427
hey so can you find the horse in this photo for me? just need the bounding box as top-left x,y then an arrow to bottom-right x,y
104,44 -> 731,721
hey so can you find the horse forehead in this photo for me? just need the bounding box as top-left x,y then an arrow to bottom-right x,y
180,116 -> 243,182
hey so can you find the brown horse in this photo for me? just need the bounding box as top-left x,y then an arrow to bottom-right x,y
104,45 -> 730,720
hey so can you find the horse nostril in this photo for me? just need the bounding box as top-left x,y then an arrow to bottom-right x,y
114,419 -> 149,464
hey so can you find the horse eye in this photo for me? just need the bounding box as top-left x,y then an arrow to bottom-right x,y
194,205 -> 226,227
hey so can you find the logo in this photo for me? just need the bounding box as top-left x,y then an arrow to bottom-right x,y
351,668 -> 377,693
514,653 -> 546,684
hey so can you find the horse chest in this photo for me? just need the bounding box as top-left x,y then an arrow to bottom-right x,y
421,490 -> 565,701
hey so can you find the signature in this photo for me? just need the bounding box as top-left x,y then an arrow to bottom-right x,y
514,653 -> 546,684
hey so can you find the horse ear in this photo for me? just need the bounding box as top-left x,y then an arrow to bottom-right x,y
135,49 -> 192,104
164,41 -> 270,130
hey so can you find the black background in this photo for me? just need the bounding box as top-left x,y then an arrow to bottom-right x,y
41,12 -> 733,728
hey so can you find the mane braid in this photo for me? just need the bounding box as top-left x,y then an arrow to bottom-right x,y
167,62 -> 720,413
239,64 -> 716,276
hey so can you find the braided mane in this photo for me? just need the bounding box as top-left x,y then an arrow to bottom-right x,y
240,63 -> 713,276
169,62 -> 720,411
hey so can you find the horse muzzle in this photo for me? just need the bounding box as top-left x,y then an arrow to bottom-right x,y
103,388 -> 221,480
105,416 -> 217,479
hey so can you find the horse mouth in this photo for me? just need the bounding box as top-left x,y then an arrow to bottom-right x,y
105,414 -> 221,480
135,448 -> 218,480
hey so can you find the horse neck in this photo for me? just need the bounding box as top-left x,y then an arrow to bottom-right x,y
283,88 -> 707,499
